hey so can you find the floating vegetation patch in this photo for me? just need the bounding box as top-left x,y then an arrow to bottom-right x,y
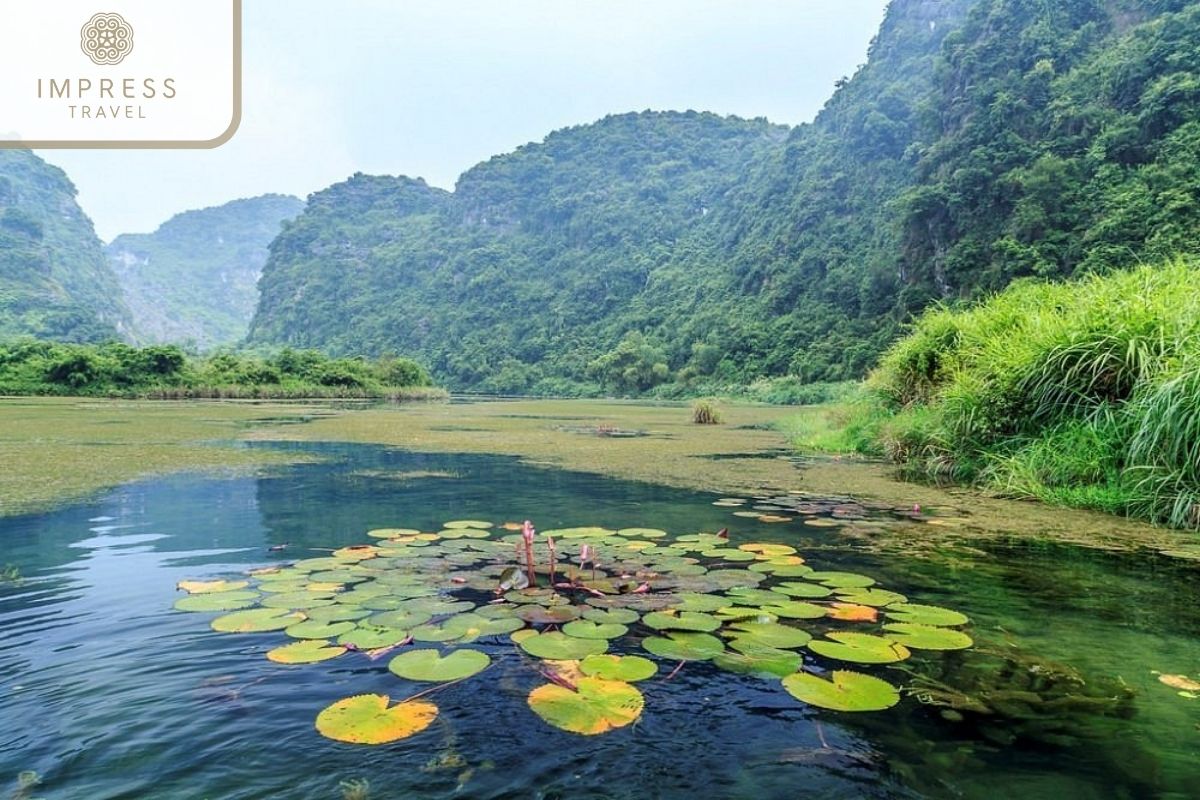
176,518 -> 974,741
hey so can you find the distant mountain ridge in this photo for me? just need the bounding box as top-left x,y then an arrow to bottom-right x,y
108,194 -> 303,348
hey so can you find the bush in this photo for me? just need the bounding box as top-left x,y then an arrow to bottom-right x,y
861,259 -> 1200,528
692,399 -> 723,425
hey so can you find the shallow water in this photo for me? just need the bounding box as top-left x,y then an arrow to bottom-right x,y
2,442 -> 1199,799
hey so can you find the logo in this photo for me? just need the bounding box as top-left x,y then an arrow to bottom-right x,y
80,12 -> 134,66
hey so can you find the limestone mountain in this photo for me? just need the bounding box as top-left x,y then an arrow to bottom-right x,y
0,149 -> 129,342
108,194 -> 303,348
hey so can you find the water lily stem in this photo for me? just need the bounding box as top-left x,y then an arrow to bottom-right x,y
666,660 -> 686,680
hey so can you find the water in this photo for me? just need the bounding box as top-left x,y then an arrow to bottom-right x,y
2,442 -> 1199,799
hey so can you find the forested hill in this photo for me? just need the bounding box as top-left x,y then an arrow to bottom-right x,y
108,194 -> 303,348
247,113 -> 790,392
248,0 -> 1200,394
0,150 -> 129,342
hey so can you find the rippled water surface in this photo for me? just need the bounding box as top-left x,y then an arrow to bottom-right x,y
3,442 -> 1200,799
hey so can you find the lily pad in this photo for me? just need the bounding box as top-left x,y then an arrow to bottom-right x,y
782,670 -> 900,712
808,632 -> 911,664
581,607 -> 640,625
759,601 -> 826,620
642,611 -> 721,633
617,528 -> 668,539
527,677 -> 644,735
579,654 -> 658,682
834,589 -> 908,607
714,643 -> 802,678
286,619 -> 357,640
173,590 -> 259,612
674,593 -> 728,613
826,603 -> 878,622
520,631 -> 608,660
516,605 -> 581,624
315,694 -> 438,744
563,620 -> 628,640
267,639 -> 347,664
770,581 -> 833,599
305,605 -> 372,623
338,625 -> 411,650
368,609 -> 433,629
881,623 -> 972,650
884,603 -> 969,627
178,579 -> 248,594
738,543 -> 797,558
808,571 -> 876,589
728,621 -> 812,650
388,648 -> 491,681
211,608 -> 304,633
443,520 -> 493,529
642,631 -> 725,661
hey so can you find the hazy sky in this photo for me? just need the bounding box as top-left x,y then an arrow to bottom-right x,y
40,1 -> 890,240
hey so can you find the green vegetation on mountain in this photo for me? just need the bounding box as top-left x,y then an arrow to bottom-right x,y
108,194 -> 303,348
248,0 -> 1200,399
0,340 -> 436,399
0,150 -> 129,342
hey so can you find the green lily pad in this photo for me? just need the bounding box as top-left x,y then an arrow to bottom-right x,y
884,603 -> 969,627
714,643 -> 802,678
617,527 -> 668,538
267,639 -> 346,664
315,694 -> 438,744
411,613 -> 490,643
700,548 -> 756,562
260,591 -> 336,610
834,589 -> 908,607
338,625 -> 410,650
306,605 -> 371,623
642,631 -> 725,661
882,623 -> 973,650
367,528 -> 422,539
519,631 -> 608,660
724,587 -> 784,606
759,601 -> 826,620
642,611 -> 721,632
782,670 -> 900,711
368,609 -> 433,629
286,619 -> 357,640
808,632 -> 911,664
581,607 -> 640,625
443,520 -> 493,530
388,648 -> 491,681
516,605 -> 581,624
728,621 -> 812,649
808,571 -> 876,589
211,608 -> 304,633
527,677 -> 643,735
674,592 -> 729,612
770,581 -> 834,599
579,654 -> 658,682
173,590 -> 259,612
563,620 -> 628,640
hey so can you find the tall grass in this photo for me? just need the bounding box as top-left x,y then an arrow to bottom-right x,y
860,259 -> 1200,528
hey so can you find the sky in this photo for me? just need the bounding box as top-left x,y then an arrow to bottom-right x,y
40,0 -> 890,241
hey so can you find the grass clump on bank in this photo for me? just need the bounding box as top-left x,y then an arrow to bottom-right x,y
0,341 -> 445,400
836,260 -> 1200,528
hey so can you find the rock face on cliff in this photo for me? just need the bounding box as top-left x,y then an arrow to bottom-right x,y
108,194 -> 303,348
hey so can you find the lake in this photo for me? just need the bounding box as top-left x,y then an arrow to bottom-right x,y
2,440 -> 1199,799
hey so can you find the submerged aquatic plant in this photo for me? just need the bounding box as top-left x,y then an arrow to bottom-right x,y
339,778 -> 370,800
176,518 -> 974,744
0,564 -> 22,585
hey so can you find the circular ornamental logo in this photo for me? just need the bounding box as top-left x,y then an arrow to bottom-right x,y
80,12 -> 134,66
